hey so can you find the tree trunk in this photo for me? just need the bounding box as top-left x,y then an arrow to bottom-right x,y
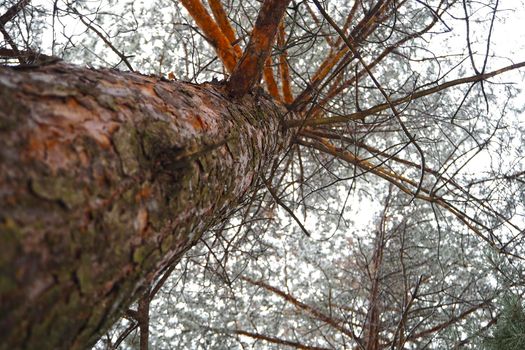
0,63 -> 291,349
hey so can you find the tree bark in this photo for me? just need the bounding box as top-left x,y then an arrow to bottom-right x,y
0,62 -> 291,349
226,0 -> 291,97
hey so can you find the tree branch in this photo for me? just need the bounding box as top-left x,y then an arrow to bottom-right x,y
180,0 -> 238,72
277,23 -> 293,104
226,0 -> 291,97
207,0 -> 242,57
0,0 -> 31,64
286,61 -> 525,128
0,0 -> 30,26
263,56 -> 281,101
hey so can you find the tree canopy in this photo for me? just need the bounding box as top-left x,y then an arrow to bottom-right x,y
1,0 -> 525,349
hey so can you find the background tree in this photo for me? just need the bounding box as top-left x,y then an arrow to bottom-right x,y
1,0 -> 524,349
484,296 -> 525,350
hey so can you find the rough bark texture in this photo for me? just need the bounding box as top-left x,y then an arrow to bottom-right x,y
0,63 -> 291,349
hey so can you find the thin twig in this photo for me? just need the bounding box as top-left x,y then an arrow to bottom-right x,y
261,175 -> 310,237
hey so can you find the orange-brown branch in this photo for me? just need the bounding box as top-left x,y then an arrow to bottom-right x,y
302,127 -> 524,245
207,0 -> 243,58
263,56 -> 281,101
292,0 -> 395,108
296,136 -> 512,252
286,61 -> 525,128
226,0 -> 292,97
278,23 -> 294,104
312,0 -> 449,114
180,0 -> 237,72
